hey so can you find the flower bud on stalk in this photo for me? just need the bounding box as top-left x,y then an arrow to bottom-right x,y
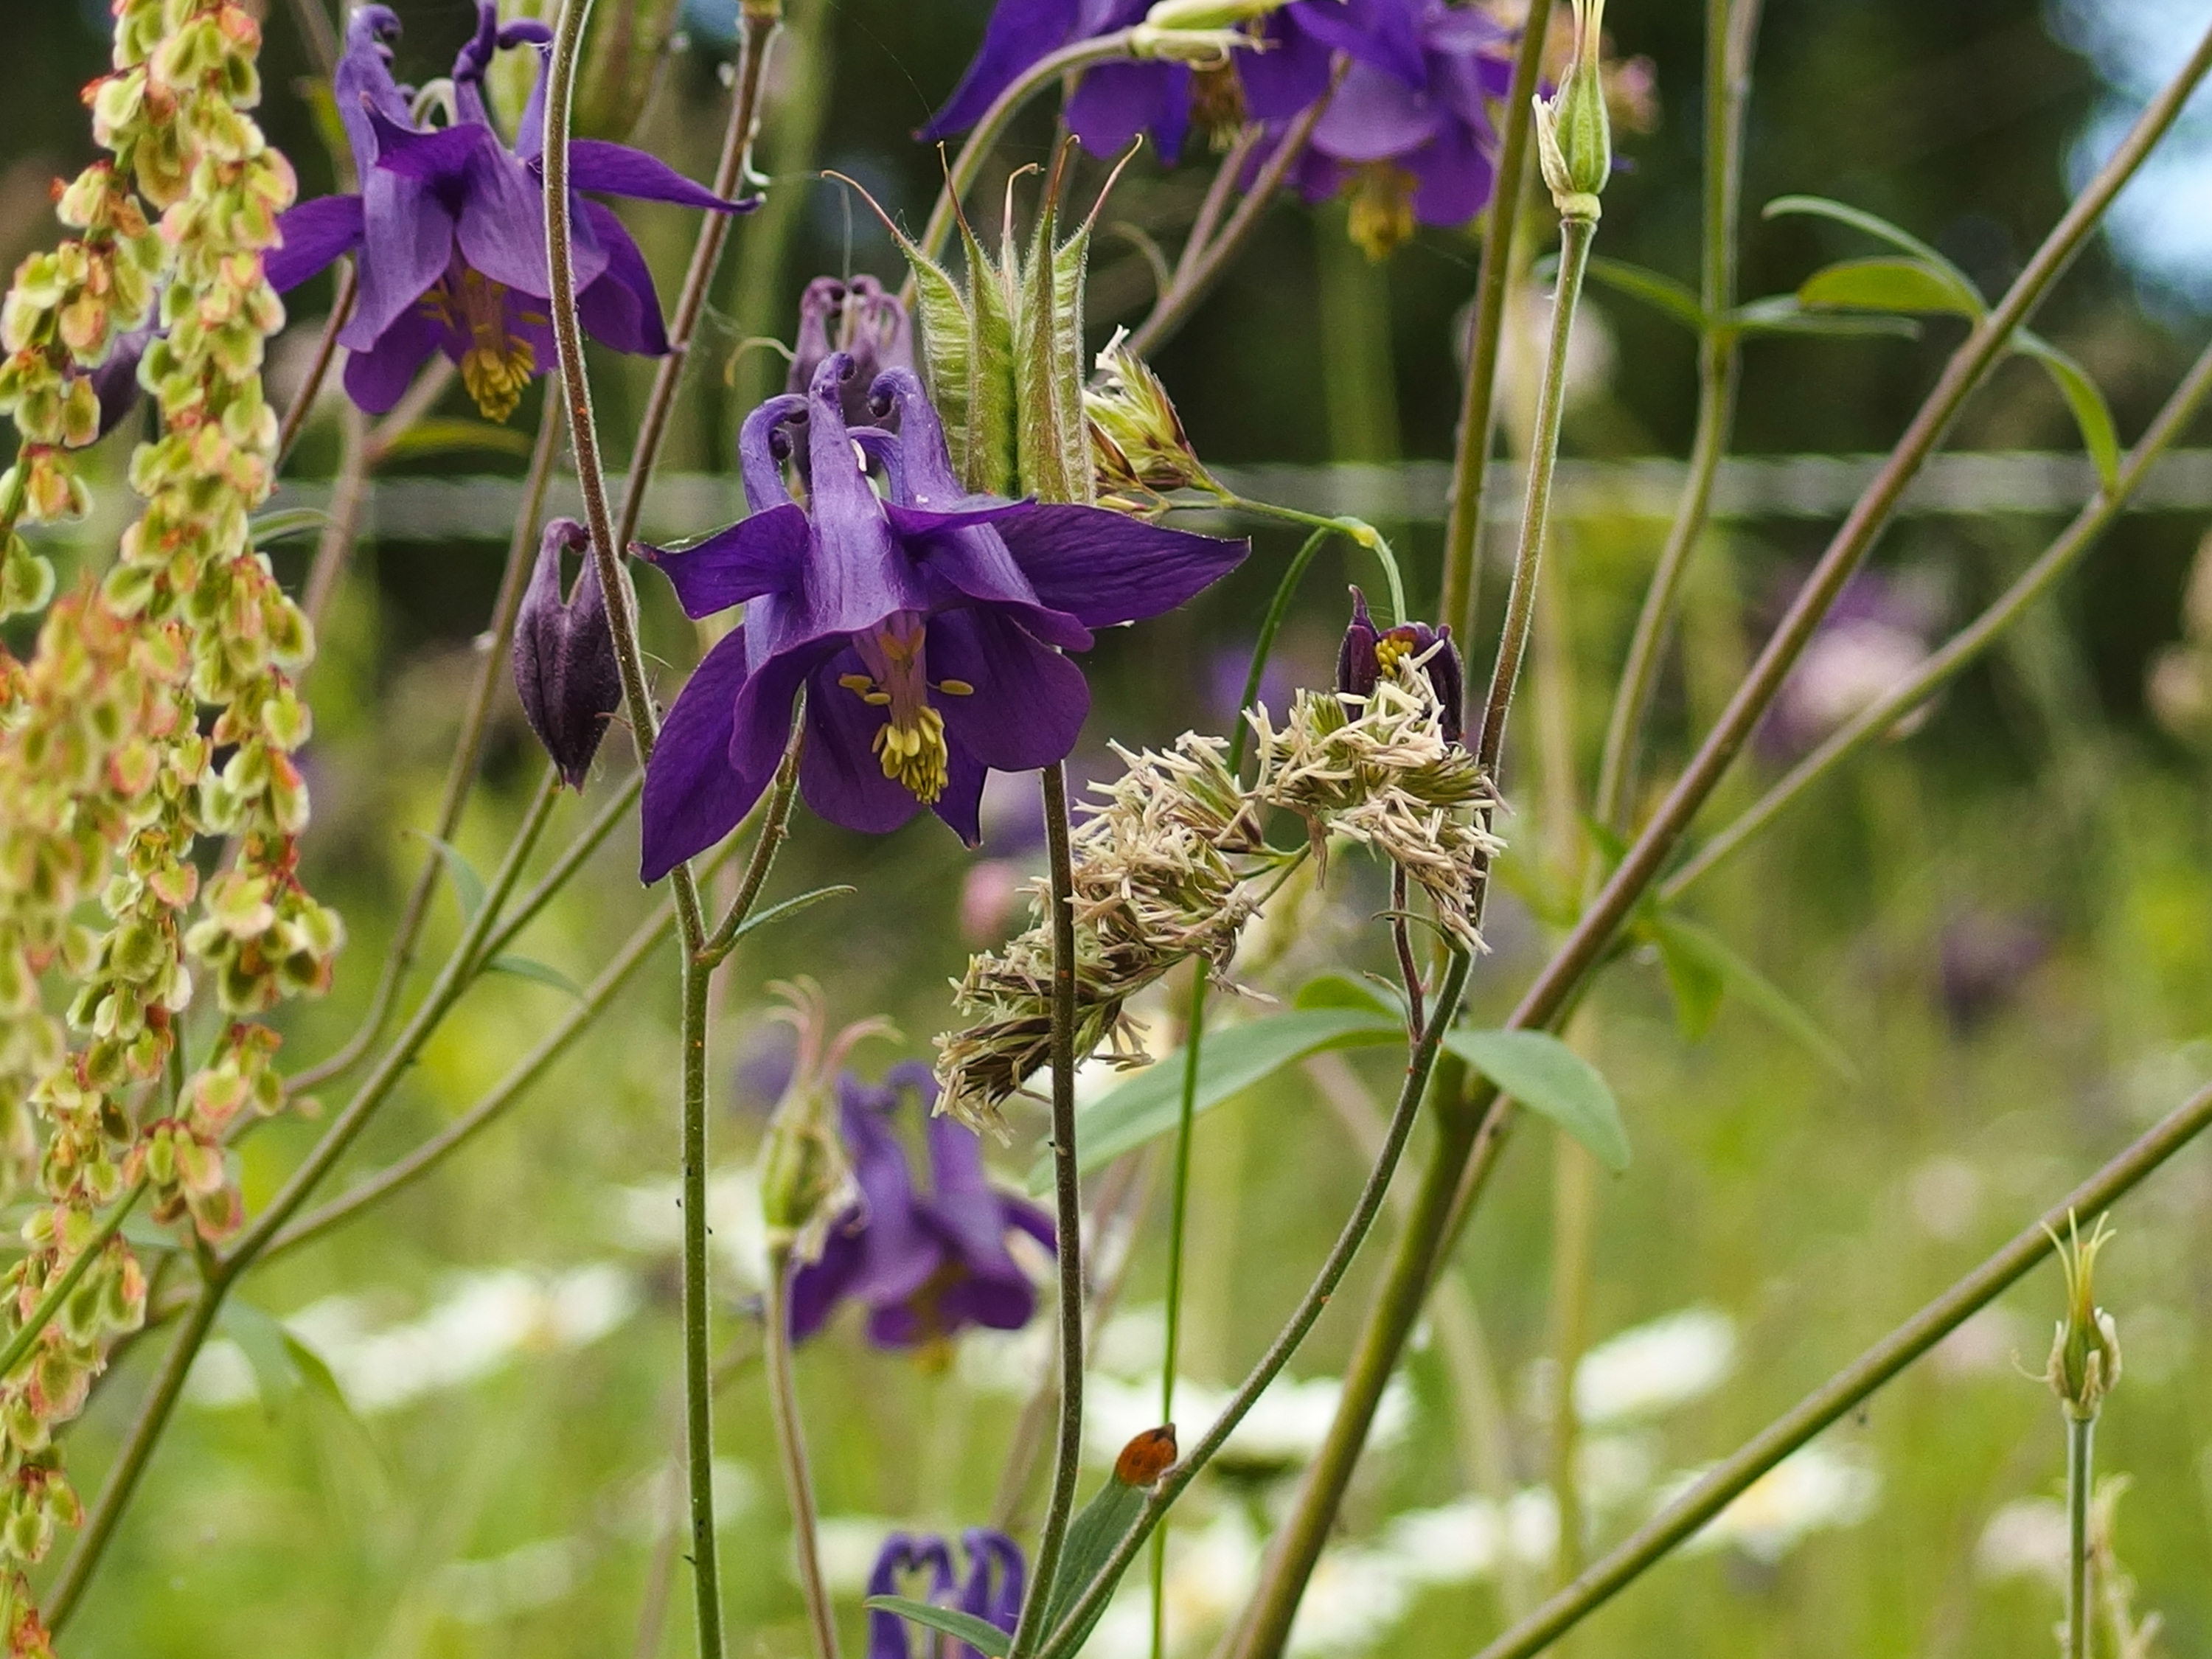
2045,1211 -> 2122,1422
1533,0 -> 1613,222
759,981 -> 895,1259
512,519 -> 623,790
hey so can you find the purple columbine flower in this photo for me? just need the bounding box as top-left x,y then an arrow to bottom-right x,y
265,2 -> 746,420
788,274 -> 914,429
786,1063 -> 1056,1350
868,1530 -> 1026,1659
1338,585 -> 1464,744
1281,0 -> 1514,257
920,0 -> 1427,165
634,355 -> 1245,880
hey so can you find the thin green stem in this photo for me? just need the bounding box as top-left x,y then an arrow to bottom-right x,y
475,772 -> 644,967
612,2 -> 782,556
1010,762 -> 1088,1659
763,1247 -> 838,1659
700,708 -> 804,964
1038,950 -> 1475,1659
274,258 -> 354,471
0,1183 -> 143,1380
2067,1413 -> 2095,1659
1214,495 -> 1403,627
1474,1077 -> 2212,1659
1476,212 -> 1596,782
1666,337 -> 2212,899
1543,1134 -> 1596,1590
1436,0 -> 1554,652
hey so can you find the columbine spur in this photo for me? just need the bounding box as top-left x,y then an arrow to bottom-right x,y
265,2 -> 745,419
634,354 -> 1245,880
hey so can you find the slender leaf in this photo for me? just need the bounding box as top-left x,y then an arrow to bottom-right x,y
485,954 -> 584,999
862,1599 -> 1012,1659
1447,1029 -> 1630,1172
248,508 -> 329,546
724,884 -> 858,948
2014,330 -> 2122,489
1581,255 -> 1708,333
1724,295 -> 1922,341
1652,916 -> 1859,1082
838,173 -> 974,479
1041,1475 -> 1147,1645
1293,973 -> 1399,1020
417,832 -> 486,922
1798,257 -> 1983,319
374,419 -> 534,461
1763,194 -> 1959,274
218,1299 -> 302,1410
1651,923 -> 1725,1043
1026,1009 -> 1400,1192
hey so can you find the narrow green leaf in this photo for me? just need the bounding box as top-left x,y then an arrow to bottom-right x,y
1763,194 -> 1958,272
725,884 -> 858,948
1026,1009 -> 1399,1192
1724,295 -> 1921,341
960,217 -> 1018,497
2014,331 -> 2122,490
281,1330 -> 351,1416
1048,215 -> 1096,503
1581,255 -> 1708,334
1651,923 -> 1725,1043
417,832 -> 486,923
485,954 -> 584,999
248,508 -> 328,546
1293,973 -> 1399,1019
374,419 -> 534,461
218,1298 -> 302,1409
862,1599 -> 1012,1659
1652,917 -> 1859,1082
1041,1476 -> 1147,1643
1447,1030 -> 1630,1172
1798,257 -> 1983,320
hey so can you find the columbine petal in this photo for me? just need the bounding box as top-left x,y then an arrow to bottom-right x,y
344,173 -> 456,347
639,627 -> 758,883
644,507 -> 808,620
1408,121 -> 1493,227
265,194 -> 364,292
919,0 -> 1088,140
334,5 -> 411,167
574,199 -> 670,357
340,303 -> 445,413
993,504 -> 1245,627
1237,13 -> 1337,123
1068,60 -> 1192,164
1311,60 -> 1447,161
1294,0 -> 1429,87
799,654 -> 931,837
928,611 -> 1091,775
565,139 -> 750,212
801,355 -> 928,639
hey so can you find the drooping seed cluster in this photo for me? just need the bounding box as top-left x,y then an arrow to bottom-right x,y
0,1 -> 341,1635
936,660 -> 1496,1132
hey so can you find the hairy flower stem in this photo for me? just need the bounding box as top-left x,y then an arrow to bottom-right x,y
1666,336 -> 2212,898
1436,0 -> 1554,651
613,1 -> 782,555
290,403 -> 564,1096
762,1246 -> 839,1659
1236,38 -> 2212,1627
1012,762 -> 1088,1659
1475,212 -> 1595,778
51,771 -> 564,1627
1035,950 -> 1475,1659
2067,1414 -> 2095,1659
1592,0 -> 1763,831
543,6 -> 730,1655
1474,1075 -> 2212,1658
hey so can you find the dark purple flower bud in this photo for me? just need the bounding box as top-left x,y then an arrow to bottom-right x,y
512,518 -> 622,789
1335,585 -> 1464,744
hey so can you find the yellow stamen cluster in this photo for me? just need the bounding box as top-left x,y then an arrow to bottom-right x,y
874,705 -> 950,804
428,268 -> 544,422
1345,162 -> 1419,262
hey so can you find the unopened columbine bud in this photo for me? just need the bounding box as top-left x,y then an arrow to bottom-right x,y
2044,1211 -> 2121,1421
1534,0 -> 1613,220
512,518 -> 622,790
1335,586 -> 1465,745
758,980 -> 893,1256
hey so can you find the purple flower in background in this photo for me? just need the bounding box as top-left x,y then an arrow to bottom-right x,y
788,274 -> 913,429
1938,911 -> 2048,1034
787,1064 -> 1055,1350
921,0 -> 1427,165
869,1530 -> 1026,1659
1281,0 -> 1514,257
634,355 -> 1244,880
265,2 -> 745,419
1761,570 -> 1939,760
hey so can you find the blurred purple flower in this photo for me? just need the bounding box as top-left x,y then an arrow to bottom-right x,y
1761,571 -> 1940,760
265,2 -> 746,418
87,327 -> 151,438
1938,911 -> 2048,1034
787,1064 -> 1055,1349
634,357 -> 1245,879
920,0 -> 1427,165
869,1530 -> 1026,1659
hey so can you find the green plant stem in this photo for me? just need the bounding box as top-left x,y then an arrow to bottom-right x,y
1476,212 -> 1596,779
700,711 -> 804,964
726,0 -> 830,416
1214,494 -> 1405,627
1665,336 -> 2212,899
913,32 -> 1146,273
1037,950 -> 1475,1659
476,773 -> 644,966
1474,1076 -> 2212,1658
1010,762 -> 1088,1659
612,1 -> 781,556
289,403 -> 563,1097
1590,0 -> 1761,832
274,257 -> 354,470
1124,78 -> 1337,361
49,771 -> 563,1628
2067,1413 -> 2095,1659
1544,1132 -> 1596,1592
1436,0 -> 1554,650
543,12 -> 727,1653
0,1183 -> 143,1380
761,1245 -> 839,1659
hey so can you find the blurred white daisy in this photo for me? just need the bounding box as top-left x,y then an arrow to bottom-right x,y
1573,1306 -> 1739,1427
1672,1442 -> 1880,1564
1976,1495 -> 2070,1590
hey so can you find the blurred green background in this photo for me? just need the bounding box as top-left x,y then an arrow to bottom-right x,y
7,0 -> 2212,1654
